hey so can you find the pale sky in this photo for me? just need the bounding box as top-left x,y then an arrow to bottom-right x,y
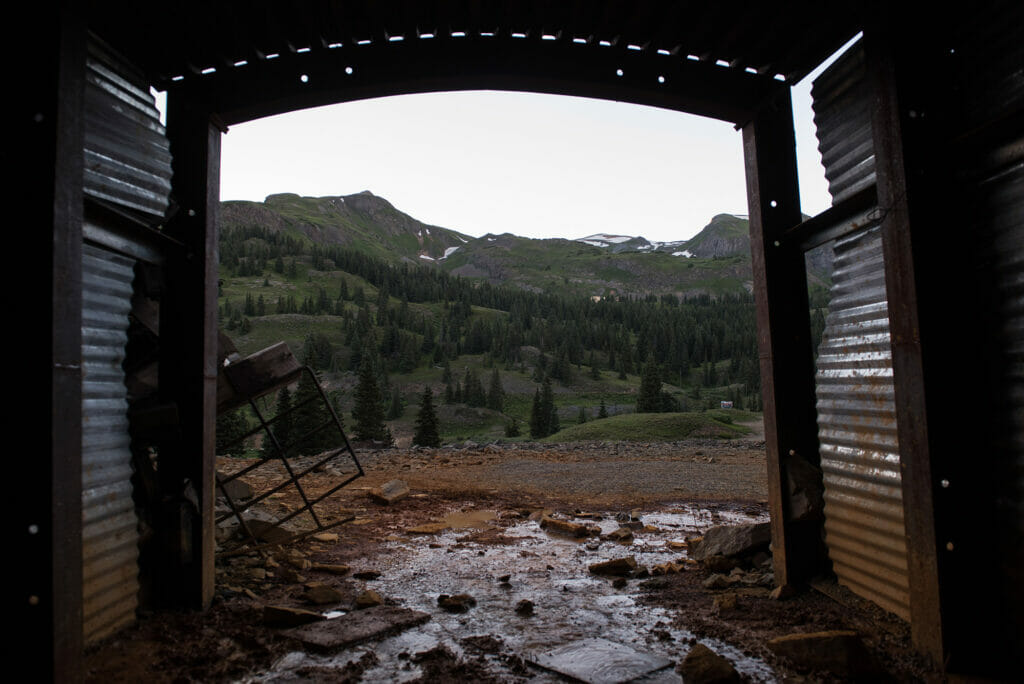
218,57 -> 840,244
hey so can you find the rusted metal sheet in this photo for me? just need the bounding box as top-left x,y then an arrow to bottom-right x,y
814,224 -> 910,620
84,36 -> 172,219
811,41 -> 874,204
82,243 -> 139,645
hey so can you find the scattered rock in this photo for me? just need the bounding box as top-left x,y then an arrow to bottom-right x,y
612,578 -> 628,589
301,582 -> 344,605
216,474 -> 254,501
354,590 -> 383,610
515,599 -> 535,616
263,605 -> 326,628
368,479 -> 410,505
786,455 -> 825,521
604,527 -> 634,543
766,630 -> 877,677
588,556 -> 637,577
437,593 -> 476,613
312,563 -> 350,576
406,522 -> 450,534
651,561 -> 684,575
678,643 -> 740,683
277,567 -> 305,583
688,523 -> 771,561
702,574 -> 736,590
540,516 -> 600,538
248,568 -> 266,581
770,584 -> 797,600
497,574 -> 511,584
713,593 -> 739,614
289,557 -> 313,570
312,532 -> 339,543
353,570 -> 381,580
242,519 -> 293,544
527,509 -> 553,522
666,540 -> 689,551
702,555 -> 740,573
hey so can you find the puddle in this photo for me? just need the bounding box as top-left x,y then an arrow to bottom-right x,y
251,504 -> 774,682
442,509 -> 497,528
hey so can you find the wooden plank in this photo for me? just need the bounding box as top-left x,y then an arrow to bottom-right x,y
218,342 -> 303,413
863,17 -> 946,666
159,90 -> 221,610
742,89 -> 825,589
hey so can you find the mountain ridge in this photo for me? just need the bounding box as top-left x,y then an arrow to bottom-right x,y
219,191 -> 822,298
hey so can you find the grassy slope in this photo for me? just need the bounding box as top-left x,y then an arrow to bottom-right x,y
541,411 -> 750,442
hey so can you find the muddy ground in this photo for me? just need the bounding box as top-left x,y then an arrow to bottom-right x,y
85,433 -> 938,682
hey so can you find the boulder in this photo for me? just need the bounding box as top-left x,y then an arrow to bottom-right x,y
515,599 -> 535,616
437,593 -> 476,613
786,456 -> 825,521
368,480 -> 410,505
678,643 -> 740,683
588,556 -> 637,577
540,516 -> 600,538
766,630 -> 877,677
354,590 -> 383,610
604,527 -> 635,543
216,474 -> 254,501
301,582 -> 344,605
688,523 -> 771,561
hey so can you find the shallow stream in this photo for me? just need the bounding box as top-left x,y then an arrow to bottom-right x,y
252,503 -> 774,682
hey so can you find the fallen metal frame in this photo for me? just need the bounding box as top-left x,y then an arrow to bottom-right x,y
215,365 -> 364,552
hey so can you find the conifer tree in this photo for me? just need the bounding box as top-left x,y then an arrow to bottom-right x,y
576,406 -> 587,424
292,369 -> 335,455
637,357 -> 663,413
263,386 -> 294,458
216,407 -> 250,457
598,398 -> 609,419
487,368 -> 504,412
352,347 -> 387,441
412,387 -> 441,447
529,376 -> 558,438
386,388 -> 404,419
529,388 -> 545,438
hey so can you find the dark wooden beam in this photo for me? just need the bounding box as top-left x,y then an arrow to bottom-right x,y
159,93 -> 221,610
742,89 -> 825,589
863,12 -> 949,669
176,38 -> 784,126
18,5 -> 86,681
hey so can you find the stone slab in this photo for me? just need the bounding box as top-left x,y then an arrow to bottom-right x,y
530,637 -> 673,684
283,606 -> 430,653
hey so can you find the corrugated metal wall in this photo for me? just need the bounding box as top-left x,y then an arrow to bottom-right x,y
810,43 -> 874,203
80,35 -> 173,646
811,39 -> 911,620
814,226 -> 910,620
84,36 -> 172,218
81,243 -> 139,645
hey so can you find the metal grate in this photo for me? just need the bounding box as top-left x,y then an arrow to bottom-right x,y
216,366 -> 364,553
